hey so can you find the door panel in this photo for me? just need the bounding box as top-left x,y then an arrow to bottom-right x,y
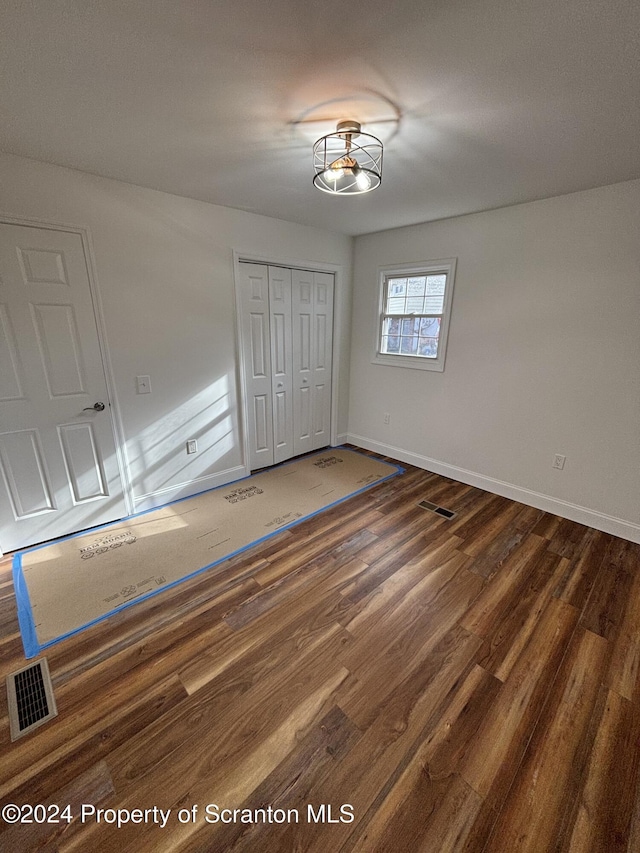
253,394 -> 270,453
314,382 -> 327,437
298,386 -> 312,444
249,312 -> 269,378
0,305 -> 25,401
58,422 -> 108,502
0,223 -> 126,552
0,429 -> 56,517
31,303 -> 87,396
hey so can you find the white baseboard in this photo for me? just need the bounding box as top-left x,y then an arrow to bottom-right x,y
347,433 -> 640,544
335,433 -> 349,446
133,464 -> 248,513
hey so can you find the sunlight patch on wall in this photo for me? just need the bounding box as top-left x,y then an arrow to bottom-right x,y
127,375 -> 236,498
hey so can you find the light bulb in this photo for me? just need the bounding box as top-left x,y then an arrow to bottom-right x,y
325,166 -> 344,181
355,169 -> 371,191
326,155 -> 354,182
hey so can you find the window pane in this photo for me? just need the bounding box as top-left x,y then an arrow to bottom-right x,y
406,296 -> 425,313
387,297 -> 406,314
418,337 -> 439,357
424,275 -> 446,313
407,277 -> 427,296
400,336 -> 418,354
383,317 -> 401,336
388,278 -> 407,298
381,335 -> 400,353
401,317 -> 420,335
419,317 -> 440,336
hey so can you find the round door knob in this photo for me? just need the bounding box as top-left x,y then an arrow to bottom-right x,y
83,402 -> 105,412
302,378 -> 309,384
277,382 -> 284,388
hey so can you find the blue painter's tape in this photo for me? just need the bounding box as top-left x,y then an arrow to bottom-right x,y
13,552 -> 40,658
13,447 -> 404,658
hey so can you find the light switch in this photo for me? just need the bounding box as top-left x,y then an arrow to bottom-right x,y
136,375 -> 151,394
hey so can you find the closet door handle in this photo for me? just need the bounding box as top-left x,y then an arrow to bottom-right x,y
277,382 -> 284,388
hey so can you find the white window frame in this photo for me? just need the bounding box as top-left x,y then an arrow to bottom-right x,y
372,258 -> 457,372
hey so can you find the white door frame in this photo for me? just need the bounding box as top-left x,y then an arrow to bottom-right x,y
232,249 -> 344,472
0,213 -> 134,556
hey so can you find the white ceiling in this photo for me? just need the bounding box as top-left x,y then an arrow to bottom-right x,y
2,0 -> 639,236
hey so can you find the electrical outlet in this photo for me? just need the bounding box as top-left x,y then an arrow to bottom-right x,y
552,454 -> 566,470
383,412 -> 390,425
186,439 -> 197,454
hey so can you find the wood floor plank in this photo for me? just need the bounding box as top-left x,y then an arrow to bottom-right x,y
552,526 -> 609,612
483,627 -> 609,853
251,507 -> 384,587
338,526 -> 461,609
461,595 -> 579,808
606,562 -> 640,702
547,517 -> 593,559
466,504 -> 544,580
0,760 -> 114,852
561,686 -> 640,852
449,492 -> 514,553
225,530 -> 377,630
459,533 -> 549,638
338,560 -> 483,728
475,551 -> 569,681
177,704 -> 362,853
348,664 -> 500,853
580,543 -> 634,639
179,556 -> 367,695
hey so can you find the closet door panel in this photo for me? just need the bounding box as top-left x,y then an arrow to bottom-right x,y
292,269 -> 315,456
239,263 -> 274,469
268,266 -> 293,464
311,272 -> 334,449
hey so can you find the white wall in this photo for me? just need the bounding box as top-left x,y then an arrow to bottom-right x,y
348,180 -> 640,542
0,153 -> 353,519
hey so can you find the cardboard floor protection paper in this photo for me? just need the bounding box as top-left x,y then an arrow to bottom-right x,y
13,448 -> 402,657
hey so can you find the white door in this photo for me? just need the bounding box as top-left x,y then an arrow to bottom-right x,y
238,263 -> 274,470
0,223 -> 126,553
310,270 -> 334,450
292,269 -> 334,455
268,266 -> 294,464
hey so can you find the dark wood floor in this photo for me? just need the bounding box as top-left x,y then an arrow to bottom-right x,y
1,450 -> 640,852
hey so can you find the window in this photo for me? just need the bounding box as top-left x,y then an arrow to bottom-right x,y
373,258 -> 456,372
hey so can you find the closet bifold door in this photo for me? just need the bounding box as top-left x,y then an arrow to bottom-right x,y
292,269 -> 334,455
239,262 -> 334,471
268,266 -> 294,463
238,263 -> 274,470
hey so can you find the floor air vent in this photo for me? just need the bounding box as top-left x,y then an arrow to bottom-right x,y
418,499 -> 456,520
6,658 -> 58,741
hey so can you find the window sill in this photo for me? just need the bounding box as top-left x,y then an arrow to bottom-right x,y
372,353 -> 445,372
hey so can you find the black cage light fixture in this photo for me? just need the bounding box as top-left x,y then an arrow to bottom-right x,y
313,120 -> 383,195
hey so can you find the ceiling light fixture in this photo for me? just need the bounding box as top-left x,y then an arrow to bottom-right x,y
313,120 -> 382,195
